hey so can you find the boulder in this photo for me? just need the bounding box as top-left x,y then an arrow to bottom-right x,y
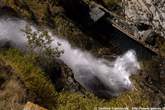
23,102 -> 47,110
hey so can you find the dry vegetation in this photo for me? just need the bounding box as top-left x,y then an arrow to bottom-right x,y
0,59 -> 25,110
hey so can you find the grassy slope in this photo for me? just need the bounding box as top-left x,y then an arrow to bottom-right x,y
0,58 -> 24,110
0,49 -> 150,110
56,76 -> 150,110
0,49 -> 57,110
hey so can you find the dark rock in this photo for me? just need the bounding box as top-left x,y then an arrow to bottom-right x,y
0,6 -> 18,17
145,31 -> 157,46
59,0 -> 94,27
135,22 -> 151,31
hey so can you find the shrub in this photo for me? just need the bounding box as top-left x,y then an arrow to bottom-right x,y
22,25 -> 63,59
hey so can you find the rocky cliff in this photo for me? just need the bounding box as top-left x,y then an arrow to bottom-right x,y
123,0 -> 165,38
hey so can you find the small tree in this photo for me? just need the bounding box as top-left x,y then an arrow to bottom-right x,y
22,25 -> 63,60
21,25 -> 64,78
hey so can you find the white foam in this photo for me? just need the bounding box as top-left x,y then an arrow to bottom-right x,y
0,18 -> 140,97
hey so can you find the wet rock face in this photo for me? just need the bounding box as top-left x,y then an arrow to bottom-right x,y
123,0 -> 165,37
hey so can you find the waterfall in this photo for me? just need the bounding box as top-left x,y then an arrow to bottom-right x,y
0,17 -> 140,97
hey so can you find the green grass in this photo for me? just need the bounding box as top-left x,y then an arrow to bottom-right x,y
0,48 -> 151,110
0,48 -> 57,110
56,74 -> 151,110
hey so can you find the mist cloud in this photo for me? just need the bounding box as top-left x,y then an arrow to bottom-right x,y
0,18 -> 140,98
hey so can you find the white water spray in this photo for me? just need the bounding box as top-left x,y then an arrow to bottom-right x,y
0,18 -> 140,97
